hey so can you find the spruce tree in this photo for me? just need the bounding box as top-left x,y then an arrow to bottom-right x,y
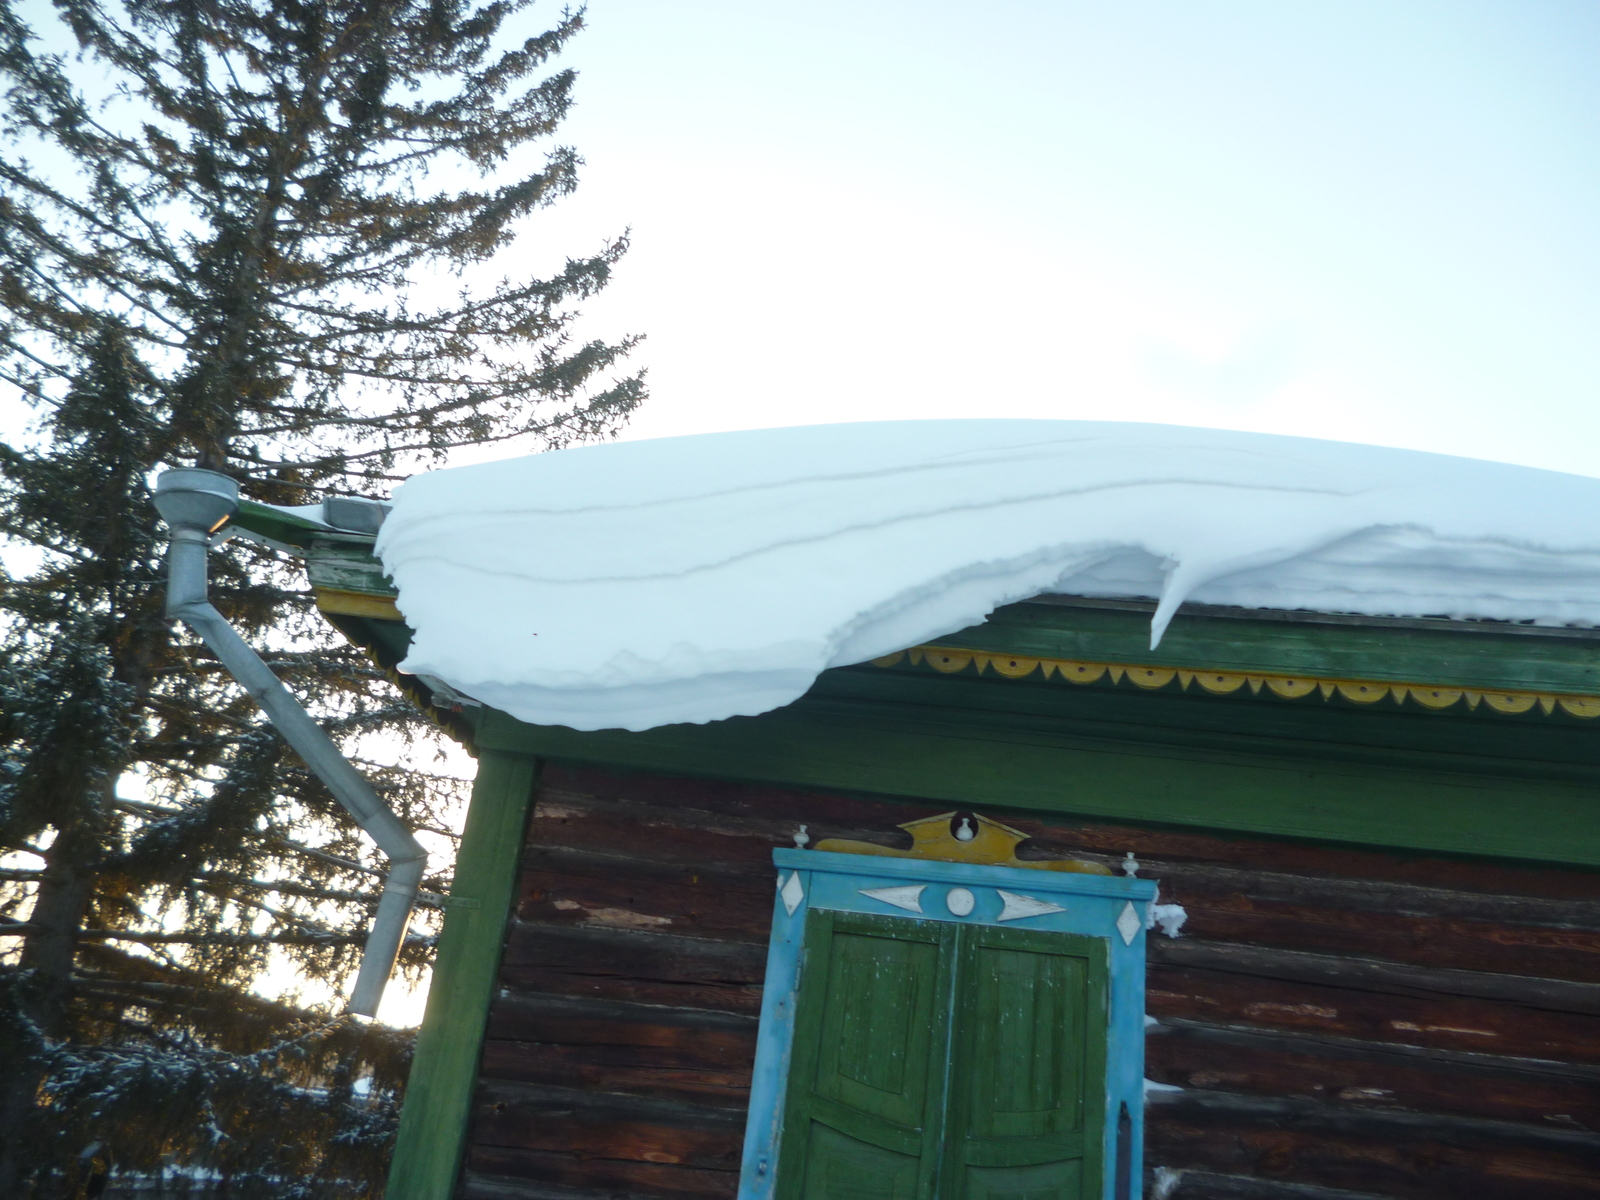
0,1 -> 642,1193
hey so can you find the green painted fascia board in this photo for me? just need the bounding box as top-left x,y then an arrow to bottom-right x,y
475,703 -> 1600,870
306,538 -> 397,597
822,664 -> 1600,776
386,751 -> 536,1200
960,600 -> 1600,696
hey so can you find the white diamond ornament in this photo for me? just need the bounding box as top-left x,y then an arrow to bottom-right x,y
780,872 -> 806,916
1117,901 -> 1142,945
996,890 -> 1066,922
859,884 -> 925,913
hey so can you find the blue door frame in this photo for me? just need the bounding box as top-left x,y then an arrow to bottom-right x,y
739,848 -> 1159,1200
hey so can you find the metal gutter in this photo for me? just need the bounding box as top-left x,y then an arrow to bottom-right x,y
152,468 -> 425,1018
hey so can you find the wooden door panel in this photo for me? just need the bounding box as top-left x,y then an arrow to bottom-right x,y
959,1159 -> 1084,1200
967,944 -> 1085,1139
799,1120 -> 922,1200
814,927 -> 943,1128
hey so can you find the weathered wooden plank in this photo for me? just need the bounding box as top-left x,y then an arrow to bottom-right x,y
996,808 -> 1600,901
464,1150 -> 736,1200
485,992 -> 759,1046
1160,897 -> 1600,986
478,994 -> 758,1105
500,922 -> 768,983
1147,964 -> 1600,1062
498,923 -> 768,1014
1132,859 -> 1600,930
470,1080 -> 745,1169
1148,1168 -> 1404,1199
519,842 -> 775,896
516,868 -> 774,943
1147,1021 -> 1600,1129
479,1043 -> 752,1106
304,538 -> 396,596
1149,938 -> 1600,1015
1146,1088 -> 1600,1200
528,793 -> 800,872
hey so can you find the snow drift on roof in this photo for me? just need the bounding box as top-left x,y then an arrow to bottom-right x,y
376,420 -> 1600,732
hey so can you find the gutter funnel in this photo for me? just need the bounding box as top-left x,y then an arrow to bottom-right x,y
153,468 -> 427,1019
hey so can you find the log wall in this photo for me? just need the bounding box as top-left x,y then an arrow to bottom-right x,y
457,763 -> 1600,1200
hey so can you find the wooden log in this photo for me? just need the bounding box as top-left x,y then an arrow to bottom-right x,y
515,866 -> 775,942
519,841 -> 774,897
470,1080 -> 745,1170
1146,1088 -> 1600,1200
1148,1167 -> 1406,1199
500,922 -> 767,985
1158,892 -> 1600,985
1136,859 -> 1600,932
478,993 -> 758,1106
479,1042 -> 751,1106
1147,1020 -> 1600,1130
485,992 -> 759,1050
463,1151 -> 736,1200
1149,939 -> 1600,1015
1148,963 -> 1600,1062
974,803 -> 1600,902
498,922 -> 768,1014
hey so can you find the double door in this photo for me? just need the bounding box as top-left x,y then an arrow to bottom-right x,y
776,909 -> 1108,1200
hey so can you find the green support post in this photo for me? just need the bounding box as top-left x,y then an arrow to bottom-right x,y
385,751 -> 537,1199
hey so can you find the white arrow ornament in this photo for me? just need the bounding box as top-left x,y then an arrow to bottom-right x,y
859,884 -> 926,913
996,890 -> 1067,922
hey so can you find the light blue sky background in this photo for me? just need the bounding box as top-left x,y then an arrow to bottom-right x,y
515,1 -> 1600,474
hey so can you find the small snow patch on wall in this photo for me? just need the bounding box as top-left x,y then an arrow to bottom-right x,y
1147,901 -> 1188,939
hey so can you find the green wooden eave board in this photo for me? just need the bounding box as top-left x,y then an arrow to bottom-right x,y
475,680 -> 1600,869
944,597 -> 1600,697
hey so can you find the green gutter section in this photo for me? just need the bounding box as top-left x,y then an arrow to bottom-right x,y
386,751 -> 537,1200
229,498 -> 337,550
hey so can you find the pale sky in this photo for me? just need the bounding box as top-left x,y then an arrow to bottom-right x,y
514,0 -> 1600,475
14,0 -> 1599,1028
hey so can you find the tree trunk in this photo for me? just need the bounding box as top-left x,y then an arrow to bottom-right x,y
0,819 -> 102,1192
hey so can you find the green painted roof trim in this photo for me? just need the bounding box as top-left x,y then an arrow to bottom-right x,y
964,598 -> 1600,697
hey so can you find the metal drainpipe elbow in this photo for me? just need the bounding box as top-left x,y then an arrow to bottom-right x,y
153,469 -> 427,1019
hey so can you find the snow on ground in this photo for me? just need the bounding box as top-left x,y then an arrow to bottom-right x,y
376,420 -> 1600,732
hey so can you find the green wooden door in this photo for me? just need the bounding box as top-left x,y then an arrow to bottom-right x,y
777,911 -> 1106,1200
778,910 -> 955,1200
942,925 -> 1106,1200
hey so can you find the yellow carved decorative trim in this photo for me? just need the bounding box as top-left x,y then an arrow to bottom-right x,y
315,588 -> 403,621
871,645 -> 1600,720
816,811 -> 1113,875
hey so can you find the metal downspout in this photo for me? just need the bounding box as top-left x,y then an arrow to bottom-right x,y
153,469 -> 427,1018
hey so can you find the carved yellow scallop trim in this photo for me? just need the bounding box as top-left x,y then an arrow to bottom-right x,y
874,645 -> 1600,720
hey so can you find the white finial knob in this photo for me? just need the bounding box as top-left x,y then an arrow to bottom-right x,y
1122,852 -> 1139,877
794,825 -> 810,849
955,816 -> 975,842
